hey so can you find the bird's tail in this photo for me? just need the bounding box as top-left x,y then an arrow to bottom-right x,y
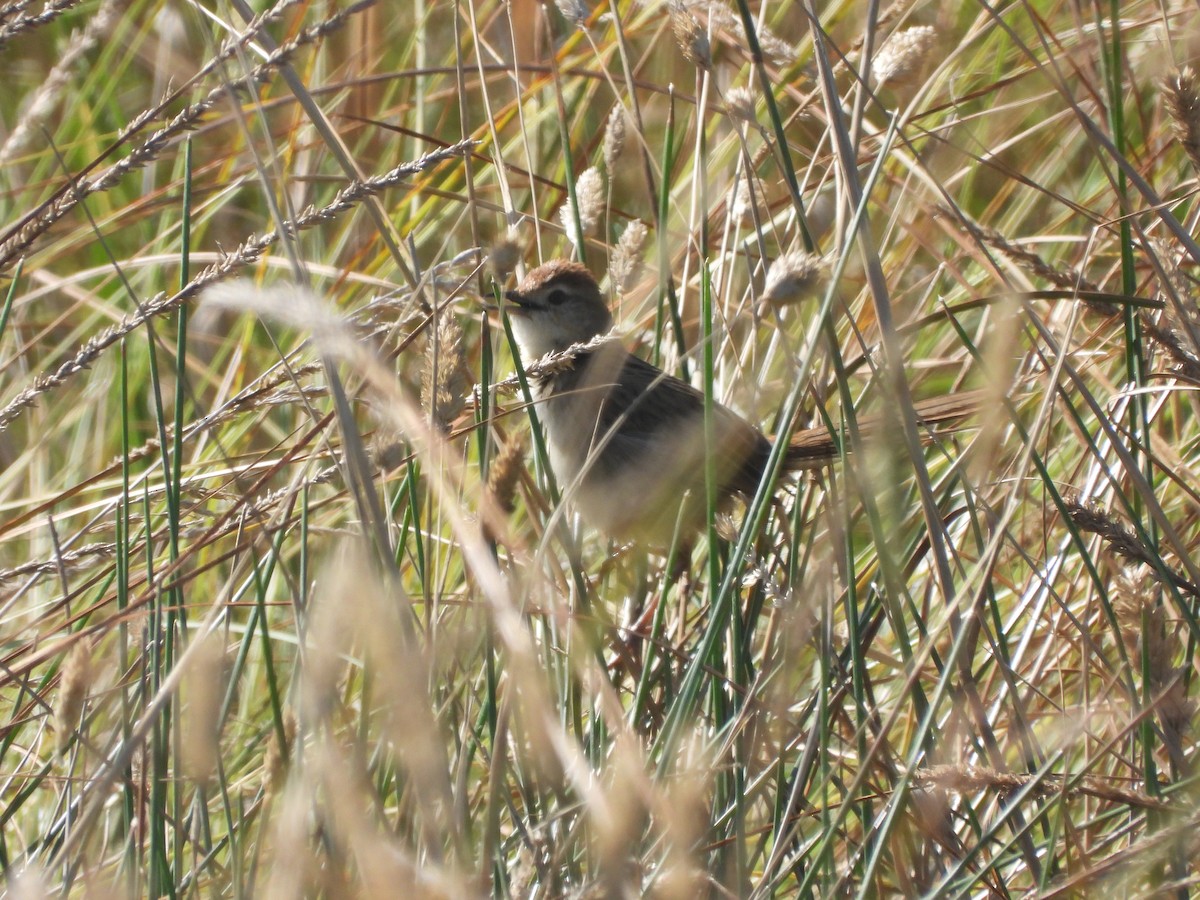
783,389 -> 988,468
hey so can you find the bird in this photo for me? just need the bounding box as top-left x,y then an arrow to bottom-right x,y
502,259 -> 979,546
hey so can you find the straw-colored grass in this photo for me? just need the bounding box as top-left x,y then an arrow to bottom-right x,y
2,0 -> 1200,896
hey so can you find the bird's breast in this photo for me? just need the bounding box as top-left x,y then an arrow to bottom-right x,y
525,346 -> 770,544
530,369 -> 598,487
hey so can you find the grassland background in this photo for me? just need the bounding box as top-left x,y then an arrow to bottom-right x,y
1,0 -> 1200,896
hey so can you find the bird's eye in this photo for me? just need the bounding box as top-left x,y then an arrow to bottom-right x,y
547,289 -> 567,306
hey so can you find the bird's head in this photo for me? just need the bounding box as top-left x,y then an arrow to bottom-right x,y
503,260 -> 613,359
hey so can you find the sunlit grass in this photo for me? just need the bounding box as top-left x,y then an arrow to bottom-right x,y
2,0 -> 1200,896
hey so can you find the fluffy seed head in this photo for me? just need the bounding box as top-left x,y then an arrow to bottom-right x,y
489,234 -> 522,280
609,219 -> 649,294
182,636 -> 226,783
55,639 -> 92,754
555,0 -> 589,28
561,166 -> 605,252
487,431 -> 527,516
731,177 -> 756,225
1111,566 -> 1194,736
726,85 -> 756,124
603,106 -> 626,173
154,4 -> 186,45
750,26 -> 797,66
874,25 -> 935,86
701,2 -> 794,66
761,250 -> 825,307
1112,566 -> 1169,679
1165,67 -> 1200,173
669,1 -> 711,70
421,311 -> 470,430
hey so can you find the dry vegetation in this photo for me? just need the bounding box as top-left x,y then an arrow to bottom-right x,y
2,0 -> 1200,896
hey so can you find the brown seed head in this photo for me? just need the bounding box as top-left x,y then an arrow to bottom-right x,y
487,431 -> 527,516
669,1 -> 711,70
421,311 -> 470,430
55,639 -> 93,754
489,234 -> 522,280
731,177 -> 756,226
182,635 -> 226,783
1165,67 -> 1200,173
1111,565 -> 1194,741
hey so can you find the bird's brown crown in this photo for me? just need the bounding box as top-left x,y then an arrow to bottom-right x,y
516,259 -> 600,295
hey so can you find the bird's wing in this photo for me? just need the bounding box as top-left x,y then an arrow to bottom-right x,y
587,352 -> 770,492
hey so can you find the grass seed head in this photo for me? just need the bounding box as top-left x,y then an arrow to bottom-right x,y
487,431 -> 527,516
749,26 -> 797,66
701,1 -> 794,66
593,737 -> 650,886
731,177 -> 756,225
603,105 -> 626,173
6,867 -> 48,900
556,0 -> 589,28
1065,497 -> 1154,568
421,310 -> 469,430
1111,566 -> 1194,740
761,249 -> 825,307
489,233 -> 522,280
874,25 -> 935,86
726,85 -> 756,124
182,635 -> 226,783
561,165 -> 605,251
1164,66 -> 1200,173
609,219 -> 649,294
1112,566 -> 1170,685
669,1 -> 711,70
55,639 -> 92,754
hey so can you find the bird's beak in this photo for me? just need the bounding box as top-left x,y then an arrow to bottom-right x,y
480,290 -> 530,316
502,289 -> 535,316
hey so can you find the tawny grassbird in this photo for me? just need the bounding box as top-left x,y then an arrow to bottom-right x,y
502,259 -> 977,545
